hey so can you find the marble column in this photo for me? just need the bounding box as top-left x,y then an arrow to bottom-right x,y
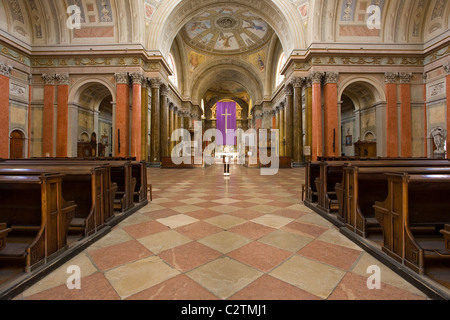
55,74 -> 70,157
141,80 -> 149,162
444,64 -> 450,159
149,78 -> 162,165
0,63 -> 12,158
115,73 -> 130,157
160,85 -> 170,158
385,72 -> 399,157
422,74 -> 428,158
130,73 -> 143,161
399,72 -> 413,158
169,102 -> 175,155
293,77 -> 305,164
279,104 -> 285,157
285,85 -> 294,159
311,72 -> 324,161
305,78 -> 313,162
42,74 -> 55,157
324,72 -> 339,157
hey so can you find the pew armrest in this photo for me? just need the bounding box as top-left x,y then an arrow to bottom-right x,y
440,225 -> 450,253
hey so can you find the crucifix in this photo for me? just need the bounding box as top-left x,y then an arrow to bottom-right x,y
222,107 -> 232,134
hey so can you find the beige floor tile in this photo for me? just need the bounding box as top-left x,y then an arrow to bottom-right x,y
297,213 -> 335,228
351,253 -> 427,297
22,252 -> 98,297
209,205 -> 241,214
88,228 -> 135,250
270,255 -> 346,299
258,230 -> 312,252
251,214 -> 294,229
116,213 -> 153,228
138,230 -> 192,254
204,214 -> 247,229
170,205 -> 203,214
104,256 -> 180,299
317,228 -> 364,251
199,231 -> 252,254
179,198 -> 207,205
186,257 -> 263,300
157,214 -> 199,229
249,205 -> 282,214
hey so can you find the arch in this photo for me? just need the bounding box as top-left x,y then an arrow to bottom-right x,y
338,77 -> 386,109
190,59 -> 264,106
9,128 -> 27,159
275,52 -> 286,87
147,0 -> 307,57
69,77 -> 116,108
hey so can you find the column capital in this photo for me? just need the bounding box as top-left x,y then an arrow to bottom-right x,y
0,63 -> 12,77
444,63 -> 450,75
292,77 -> 306,88
324,72 -> 339,84
115,73 -> 129,85
149,78 -> 163,89
384,72 -> 399,84
55,73 -> 70,85
399,72 -> 413,84
42,74 -> 55,85
284,84 -> 293,96
130,72 -> 144,85
160,84 -> 170,96
310,71 -> 324,84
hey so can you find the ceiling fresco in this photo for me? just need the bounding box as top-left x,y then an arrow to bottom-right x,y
181,5 -> 274,55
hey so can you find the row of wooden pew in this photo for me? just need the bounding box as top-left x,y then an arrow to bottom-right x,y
0,157 -> 149,275
304,156 -> 450,292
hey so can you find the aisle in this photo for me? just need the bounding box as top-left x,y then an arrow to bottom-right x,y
15,165 -> 427,300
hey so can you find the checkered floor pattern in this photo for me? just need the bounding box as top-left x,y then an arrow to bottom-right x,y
15,165 -> 428,300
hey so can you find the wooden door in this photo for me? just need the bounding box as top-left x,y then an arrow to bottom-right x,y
10,130 -> 25,159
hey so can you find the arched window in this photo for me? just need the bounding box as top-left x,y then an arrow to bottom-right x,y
276,52 -> 286,87
168,54 -> 178,87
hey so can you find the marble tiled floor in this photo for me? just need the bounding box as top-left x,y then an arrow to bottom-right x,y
14,165 -> 429,300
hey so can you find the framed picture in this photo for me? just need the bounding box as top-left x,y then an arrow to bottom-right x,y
346,135 -> 352,146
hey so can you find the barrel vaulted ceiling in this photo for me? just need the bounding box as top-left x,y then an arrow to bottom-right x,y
0,0 -> 448,52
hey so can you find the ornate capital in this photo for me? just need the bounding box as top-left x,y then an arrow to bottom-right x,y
130,73 -> 144,85
444,63 -> 450,75
399,72 -> 413,84
384,72 -> 398,84
284,84 -> 293,96
55,73 -> 70,85
160,85 -> 170,96
310,72 -> 324,84
0,63 -> 12,77
115,73 -> 129,85
324,72 -> 339,84
42,74 -> 55,85
292,77 -> 306,88
149,77 -> 162,89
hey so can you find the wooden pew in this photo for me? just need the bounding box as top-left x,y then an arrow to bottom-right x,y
0,173 -> 77,272
441,225 -> 450,253
305,161 -> 320,203
318,159 -> 450,214
0,165 -> 116,238
373,173 -> 450,275
0,159 -> 139,214
6,158 -> 148,213
340,165 -> 450,238
0,223 -> 11,252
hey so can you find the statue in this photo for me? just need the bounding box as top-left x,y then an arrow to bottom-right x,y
431,127 -> 447,159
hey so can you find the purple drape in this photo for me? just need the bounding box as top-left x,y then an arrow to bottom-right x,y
216,102 -> 237,146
